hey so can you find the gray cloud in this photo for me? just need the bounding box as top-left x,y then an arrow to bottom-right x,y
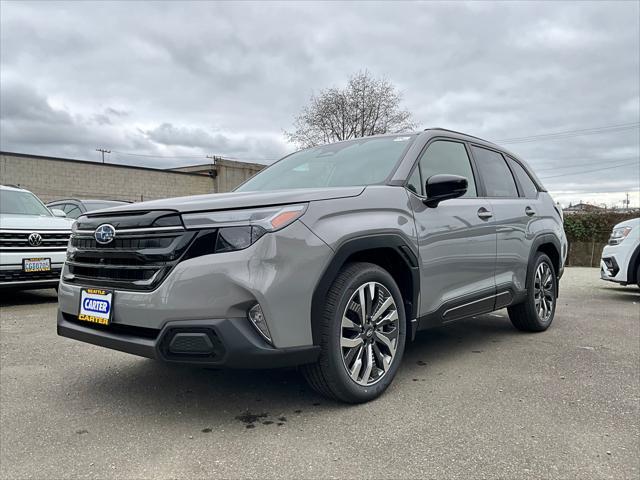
0,0 -> 638,206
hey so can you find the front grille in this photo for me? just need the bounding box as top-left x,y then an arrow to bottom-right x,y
71,236 -> 175,250
0,230 -> 71,251
0,268 -> 62,283
64,211 -> 197,291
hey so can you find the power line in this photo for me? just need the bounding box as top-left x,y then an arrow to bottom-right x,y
110,150 -> 277,163
110,150 -> 204,159
497,122 -> 640,144
534,156 -> 639,172
539,160 -> 639,180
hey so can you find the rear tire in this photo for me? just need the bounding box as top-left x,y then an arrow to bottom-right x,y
302,262 -> 406,403
508,252 -> 557,332
636,263 -> 640,289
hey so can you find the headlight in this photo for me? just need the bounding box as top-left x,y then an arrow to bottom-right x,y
609,226 -> 632,245
182,204 -> 307,231
181,204 -> 308,256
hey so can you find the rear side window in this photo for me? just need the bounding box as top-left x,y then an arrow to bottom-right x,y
507,157 -> 538,198
418,140 -> 477,197
471,146 -> 518,197
65,206 -> 82,219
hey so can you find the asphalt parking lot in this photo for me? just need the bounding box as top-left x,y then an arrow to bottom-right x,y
1,267 -> 638,479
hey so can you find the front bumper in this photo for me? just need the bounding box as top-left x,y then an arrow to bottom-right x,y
0,250 -> 66,289
58,220 -> 333,351
57,311 -> 319,368
600,242 -> 633,284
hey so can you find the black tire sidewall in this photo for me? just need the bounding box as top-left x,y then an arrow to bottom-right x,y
324,264 -> 407,403
526,253 -> 557,329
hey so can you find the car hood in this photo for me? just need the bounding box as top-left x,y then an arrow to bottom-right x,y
98,186 -> 366,214
0,214 -> 74,230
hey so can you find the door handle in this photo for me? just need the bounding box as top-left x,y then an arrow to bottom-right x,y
525,206 -> 536,217
477,207 -> 493,220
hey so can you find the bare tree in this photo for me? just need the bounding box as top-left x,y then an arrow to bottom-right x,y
285,71 -> 417,148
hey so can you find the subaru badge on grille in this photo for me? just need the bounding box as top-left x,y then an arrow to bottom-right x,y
94,224 -> 116,245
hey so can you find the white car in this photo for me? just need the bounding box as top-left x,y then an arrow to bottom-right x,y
0,185 -> 73,290
601,217 -> 640,288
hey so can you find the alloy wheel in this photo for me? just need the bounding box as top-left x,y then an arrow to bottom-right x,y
534,262 -> 554,322
340,282 -> 399,386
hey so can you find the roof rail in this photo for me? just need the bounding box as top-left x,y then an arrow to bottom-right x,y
424,127 -> 496,144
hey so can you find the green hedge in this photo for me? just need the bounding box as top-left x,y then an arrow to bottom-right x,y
563,212 -> 638,242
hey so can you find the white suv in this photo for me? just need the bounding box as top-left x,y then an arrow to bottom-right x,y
0,185 -> 73,290
601,217 -> 640,288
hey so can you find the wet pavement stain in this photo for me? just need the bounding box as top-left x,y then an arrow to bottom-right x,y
235,412 -> 268,424
201,428 -> 212,433
75,429 -> 88,435
416,360 -> 427,366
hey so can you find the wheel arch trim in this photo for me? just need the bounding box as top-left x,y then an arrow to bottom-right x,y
310,233 -> 420,345
626,243 -> 640,284
526,233 -> 562,290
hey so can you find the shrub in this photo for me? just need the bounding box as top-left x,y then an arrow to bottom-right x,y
564,211 -> 639,243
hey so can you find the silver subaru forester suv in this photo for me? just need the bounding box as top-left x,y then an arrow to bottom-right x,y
57,128 -> 567,403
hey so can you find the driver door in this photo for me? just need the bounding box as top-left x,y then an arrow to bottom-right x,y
407,139 -> 497,325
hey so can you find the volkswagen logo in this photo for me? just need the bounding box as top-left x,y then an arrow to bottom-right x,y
94,224 -> 116,245
28,232 -> 42,247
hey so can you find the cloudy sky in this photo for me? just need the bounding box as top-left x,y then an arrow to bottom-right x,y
1,0 -> 638,207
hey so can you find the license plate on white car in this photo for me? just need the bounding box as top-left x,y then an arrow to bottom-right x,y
78,288 -> 113,325
22,258 -> 51,273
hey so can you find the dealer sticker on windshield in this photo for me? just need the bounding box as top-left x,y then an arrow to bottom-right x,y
78,288 -> 113,325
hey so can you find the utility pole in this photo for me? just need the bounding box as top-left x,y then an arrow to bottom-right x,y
206,155 -> 222,192
96,148 -> 111,164
205,154 -> 222,166
624,192 -> 630,210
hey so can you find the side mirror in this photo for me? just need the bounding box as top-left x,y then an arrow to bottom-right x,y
50,208 -> 67,218
424,174 -> 468,208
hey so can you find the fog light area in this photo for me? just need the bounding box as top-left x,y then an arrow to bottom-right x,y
248,303 -> 272,343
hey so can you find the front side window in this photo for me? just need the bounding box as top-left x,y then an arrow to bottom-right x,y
0,190 -> 52,216
236,135 -> 416,192
406,166 -> 422,195
471,146 -> 518,197
507,157 -> 538,198
418,140 -> 477,197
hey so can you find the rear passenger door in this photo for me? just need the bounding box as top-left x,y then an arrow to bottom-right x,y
407,139 -> 497,324
470,146 -> 533,302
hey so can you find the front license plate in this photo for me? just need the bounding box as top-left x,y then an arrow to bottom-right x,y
23,258 -> 51,272
78,288 -> 113,325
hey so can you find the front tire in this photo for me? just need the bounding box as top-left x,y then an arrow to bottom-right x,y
508,252 -> 557,332
302,262 -> 407,403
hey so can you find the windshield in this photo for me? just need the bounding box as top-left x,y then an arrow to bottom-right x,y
236,135 -> 416,192
0,189 -> 52,216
